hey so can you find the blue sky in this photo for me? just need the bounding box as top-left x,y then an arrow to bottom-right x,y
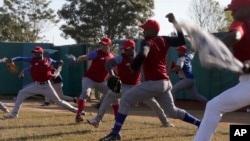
0,0 -> 231,45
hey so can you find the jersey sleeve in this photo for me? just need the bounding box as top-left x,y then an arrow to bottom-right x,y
12,56 -> 32,63
176,57 -> 185,68
87,50 -> 98,60
113,54 -> 123,64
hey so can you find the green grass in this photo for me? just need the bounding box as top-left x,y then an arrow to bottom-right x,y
0,100 -> 248,141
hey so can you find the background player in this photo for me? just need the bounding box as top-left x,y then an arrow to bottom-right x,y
87,39 -> 174,128
100,13 -> 201,141
3,46 -> 81,118
170,45 -> 208,103
74,37 -> 115,122
194,0 -> 250,140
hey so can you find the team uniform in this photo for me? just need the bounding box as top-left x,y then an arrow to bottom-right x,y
194,1 -> 250,140
75,49 -> 114,122
100,18 -> 201,140
87,53 -> 173,128
171,47 -> 208,102
4,47 -> 80,118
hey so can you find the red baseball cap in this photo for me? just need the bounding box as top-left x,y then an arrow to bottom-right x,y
139,19 -> 160,31
99,37 -> 112,45
32,46 -> 44,53
176,45 -> 187,52
122,39 -> 135,49
224,0 -> 250,11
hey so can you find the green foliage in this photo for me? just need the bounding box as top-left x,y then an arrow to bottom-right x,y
188,0 -> 229,32
58,0 -> 154,44
0,0 -> 59,42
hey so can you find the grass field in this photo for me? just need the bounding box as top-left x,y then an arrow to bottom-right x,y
0,96 -> 249,141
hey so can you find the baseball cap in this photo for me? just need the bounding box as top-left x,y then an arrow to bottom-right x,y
176,45 -> 187,52
224,0 -> 250,11
122,39 -> 135,49
99,37 -> 112,45
139,19 -> 160,31
32,46 -> 44,53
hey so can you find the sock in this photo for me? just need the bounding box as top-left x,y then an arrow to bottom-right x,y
112,112 -> 127,134
183,112 -> 201,127
77,99 -> 85,116
112,104 -> 119,119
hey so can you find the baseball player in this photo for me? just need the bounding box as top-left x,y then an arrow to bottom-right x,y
100,13 -> 201,141
74,37 -> 115,122
19,65 -> 78,106
3,46 -> 83,119
87,39 -> 174,128
0,57 -> 10,113
170,45 -> 208,103
194,0 -> 250,140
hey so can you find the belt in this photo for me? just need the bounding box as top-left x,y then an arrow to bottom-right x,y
35,81 -> 49,85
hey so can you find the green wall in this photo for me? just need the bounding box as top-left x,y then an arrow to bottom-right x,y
0,33 -> 239,100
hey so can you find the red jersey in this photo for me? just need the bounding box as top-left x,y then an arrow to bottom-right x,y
143,37 -> 170,81
229,18 -> 250,62
117,53 -> 141,85
84,50 -> 114,82
30,58 -> 52,82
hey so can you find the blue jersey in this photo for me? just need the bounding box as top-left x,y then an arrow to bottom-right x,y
176,51 -> 195,79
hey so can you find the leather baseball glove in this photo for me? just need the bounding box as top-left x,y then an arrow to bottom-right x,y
7,61 -> 18,74
107,76 -> 122,93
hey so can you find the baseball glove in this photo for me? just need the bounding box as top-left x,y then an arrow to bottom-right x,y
7,61 -> 18,74
107,76 -> 122,93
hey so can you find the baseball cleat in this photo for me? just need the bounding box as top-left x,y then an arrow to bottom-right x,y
75,115 -> 84,123
162,122 -> 175,127
99,132 -> 121,141
87,118 -> 101,128
4,108 -> 10,113
81,111 -> 86,116
3,113 -> 18,119
73,97 -> 78,103
41,102 -> 50,106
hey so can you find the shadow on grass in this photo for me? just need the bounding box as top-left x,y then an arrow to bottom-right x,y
0,122 -> 77,130
0,130 -> 92,141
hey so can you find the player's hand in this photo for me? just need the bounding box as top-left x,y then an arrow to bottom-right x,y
58,60 -> 64,66
165,13 -> 176,23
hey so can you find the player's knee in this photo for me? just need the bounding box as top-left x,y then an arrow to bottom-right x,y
205,100 -> 217,111
119,98 -> 133,114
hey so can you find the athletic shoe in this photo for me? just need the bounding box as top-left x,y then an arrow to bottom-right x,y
87,118 -> 101,128
246,108 -> 250,113
99,132 -> 121,141
75,115 -> 83,123
41,102 -> 50,106
4,108 -> 10,113
162,122 -> 175,127
81,111 -> 86,116
73,97 -> 78,103
3,113 -> 18,119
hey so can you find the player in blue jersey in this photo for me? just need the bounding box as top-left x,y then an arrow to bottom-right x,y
170,45 -> 208,103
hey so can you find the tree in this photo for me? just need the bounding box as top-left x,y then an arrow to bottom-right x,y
57,0 -> 154,44
1,0 -> 58,42
188,0 -> 229,33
